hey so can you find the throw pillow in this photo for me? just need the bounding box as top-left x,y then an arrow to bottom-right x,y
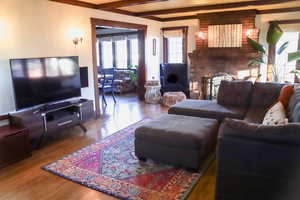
263,101 -> 287,125
278,85 -> 294,108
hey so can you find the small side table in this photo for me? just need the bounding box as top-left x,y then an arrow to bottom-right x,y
162,92 -> 187,107
0,115 -> 32,168
145,80 -> 161,104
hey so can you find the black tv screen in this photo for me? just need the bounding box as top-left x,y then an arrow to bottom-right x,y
10,56 -> 81,110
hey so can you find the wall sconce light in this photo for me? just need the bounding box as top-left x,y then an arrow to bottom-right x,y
246,29 -> 253,37
69,28 -> 84,47
197,31 -> 205,39
73,37 -> 83,47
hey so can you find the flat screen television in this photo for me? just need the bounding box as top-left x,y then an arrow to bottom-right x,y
10,56 -> 81,110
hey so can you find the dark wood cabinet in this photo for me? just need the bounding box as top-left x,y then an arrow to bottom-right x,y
0,115 -> 32,168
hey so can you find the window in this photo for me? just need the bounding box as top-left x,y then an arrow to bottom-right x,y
101,41 -> 113,69
115,40 -> 128,69
275,32 -> 300,83
97,33 -> 139,69
130,39 -> 139,66
167,37 -> 183,63
162,27 -> 188,64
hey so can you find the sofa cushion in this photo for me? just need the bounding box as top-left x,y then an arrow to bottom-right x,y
217,80 -> 253,108
288,84 -> 300,122
168,99 -> 247,121
135,114 -> 219,150
244,108 -> 266,124
250,82 -> 284,109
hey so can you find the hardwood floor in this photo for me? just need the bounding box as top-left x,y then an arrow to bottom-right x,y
0,94 -> 216,200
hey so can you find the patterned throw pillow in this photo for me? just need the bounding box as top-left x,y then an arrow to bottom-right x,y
263,101 -> 288,125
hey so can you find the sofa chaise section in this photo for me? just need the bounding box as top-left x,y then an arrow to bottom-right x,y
168,80 -> 253,121
168,100 -> 247,121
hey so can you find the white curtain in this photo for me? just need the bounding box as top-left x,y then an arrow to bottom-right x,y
163,29 -> 183,38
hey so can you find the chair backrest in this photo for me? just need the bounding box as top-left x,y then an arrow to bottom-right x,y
98,68 -> 115,88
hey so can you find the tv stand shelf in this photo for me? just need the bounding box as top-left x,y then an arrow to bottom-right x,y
11,99 -> 94,148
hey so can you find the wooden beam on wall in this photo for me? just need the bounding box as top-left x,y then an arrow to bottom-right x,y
135,0 -> 299,16
91,18 -> 148,31
98,0 -> 168,9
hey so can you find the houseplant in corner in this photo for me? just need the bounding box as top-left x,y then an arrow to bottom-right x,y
127,65 -> 139,86
247,22 -> 300,82
289,52 -> 300,82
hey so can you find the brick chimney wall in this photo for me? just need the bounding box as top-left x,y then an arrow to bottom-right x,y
189,10 -> 260,96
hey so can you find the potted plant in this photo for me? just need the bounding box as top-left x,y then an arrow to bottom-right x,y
127,65 -> 139,86
247,22 -> 300,82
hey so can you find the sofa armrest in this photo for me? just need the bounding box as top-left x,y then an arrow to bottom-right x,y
216,119 -> 300,200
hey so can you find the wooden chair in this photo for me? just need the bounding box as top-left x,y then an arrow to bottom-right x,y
98,67 -> 117,106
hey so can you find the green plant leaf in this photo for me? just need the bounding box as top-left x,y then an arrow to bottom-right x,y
288,51 -> 300,62
248,57 -> 265,67
290,69 -> 300,75
267,22 -> 283,45
247,37 -> 265,54
277,41 -> 289,55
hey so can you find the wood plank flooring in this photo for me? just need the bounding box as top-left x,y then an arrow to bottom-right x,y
0,94 -> 216,200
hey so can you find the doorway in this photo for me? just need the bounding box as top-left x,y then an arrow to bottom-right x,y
91,18 -> 147,118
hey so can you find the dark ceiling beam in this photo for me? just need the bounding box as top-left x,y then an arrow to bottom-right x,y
50,0 -> 97,8
161,7 -> 300,21
101,7 -> 163,21
135,0 -> 300,16
269,19 -> 300,24
160,15 -> 198,22
49,0 -> 162,21
98,0 -> 169,9
257,6 -> 300,14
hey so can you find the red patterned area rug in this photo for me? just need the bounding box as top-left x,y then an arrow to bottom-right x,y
43,119 -> 213,200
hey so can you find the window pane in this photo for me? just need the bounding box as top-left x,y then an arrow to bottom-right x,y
96,41 -> 100,66
101,41 -> 113,69
130,39 -> 139,66
116,40 -> 128,69
275,32 -> 299,83
168,37 -> 183,63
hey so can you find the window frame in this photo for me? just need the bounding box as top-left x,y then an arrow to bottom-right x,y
162,26 -> 188,64
97,32 -> 139,70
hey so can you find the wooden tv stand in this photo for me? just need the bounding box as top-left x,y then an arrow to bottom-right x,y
11,99 -> 94,148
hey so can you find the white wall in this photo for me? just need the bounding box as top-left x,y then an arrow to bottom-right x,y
0,0 -> 162,114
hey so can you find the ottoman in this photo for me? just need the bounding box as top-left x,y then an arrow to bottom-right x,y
162,92 -> 186,107
135,114 -> 219,171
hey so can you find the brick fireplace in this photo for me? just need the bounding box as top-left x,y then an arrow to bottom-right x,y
189,10 -> 259,98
